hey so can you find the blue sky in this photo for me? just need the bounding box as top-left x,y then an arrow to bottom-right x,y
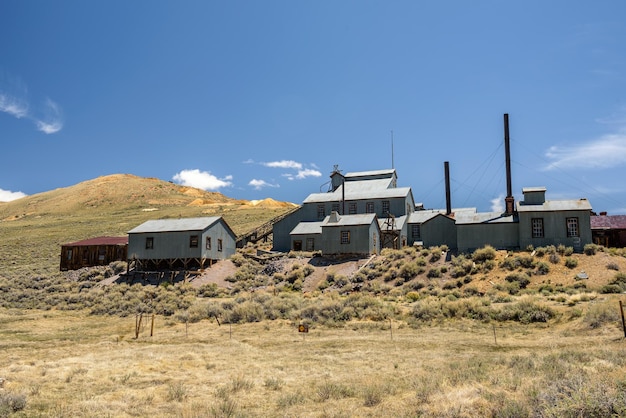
1,1 -> 626,214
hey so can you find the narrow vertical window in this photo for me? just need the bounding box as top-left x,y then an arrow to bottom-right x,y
566,217 -> 579,237
366,202 -> 375,213
348,202 -> 357,215
190,235 -> 199,248
145,237 -> 154,249
317,204 -> 326,220
531,218 -> 544,238
217,239 -> 223,252
341,230 -> 350,244
412,224 -> 421,240
306,238 -> 314,251
206,237 -> 211,250
382,200 -> 390,215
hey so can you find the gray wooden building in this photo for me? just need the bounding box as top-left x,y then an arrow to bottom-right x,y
127,216 -> 236,271
407,211 -> 457,249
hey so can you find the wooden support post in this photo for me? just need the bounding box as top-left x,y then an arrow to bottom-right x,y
619,300 -> 626,338
150,314 -> 155,337
135,313 -> 143,339
493,323 -> 497,345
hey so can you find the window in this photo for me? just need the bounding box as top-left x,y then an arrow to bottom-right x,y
66,249 -> 72,260
317,204 -> 326,220
566,217 -> 579,237
331,203 -> 340,213
306,238 -> 315,251
145,237 -> 154,249
206,237 -> 211,250
341,230 -> 350,244
293,240 -> 302,251
366,202 -> 375,213
412,224 -> 421,240
190,235 -> 199,248
348,202 -> 357,215
531,218 -> 544,238
217,239 -> 223,252
382,200 -> 390,215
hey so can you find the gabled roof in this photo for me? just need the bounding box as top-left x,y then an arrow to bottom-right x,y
517,198 -> 592,212
591,215 -> 626,230
303,186 -> 412,203
128,216 -> 228,234
408,211 -> 445,224
344,169 -> 396,179
321,213 -> 378,227
290,221 -> 323,235
62,236 -> 128,247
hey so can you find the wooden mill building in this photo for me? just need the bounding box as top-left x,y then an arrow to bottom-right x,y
60,236 -> 128,271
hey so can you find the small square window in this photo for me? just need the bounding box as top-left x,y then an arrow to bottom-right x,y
190,235 -> 199,248
306,238 -> 315,251
348,202 -> 357,215
145,237 -> 154,249
331,203 -> 340,213
341,230 -> 350,244
366,202 -> 375,213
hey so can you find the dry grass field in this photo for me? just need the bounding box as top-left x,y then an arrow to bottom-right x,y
2,174 -> 626,417
1,306 -> 625,417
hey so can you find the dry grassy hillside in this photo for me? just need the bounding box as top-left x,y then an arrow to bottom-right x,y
0,174 -> 295,278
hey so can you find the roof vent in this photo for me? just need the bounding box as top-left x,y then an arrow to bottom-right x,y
328,211 -> 341,223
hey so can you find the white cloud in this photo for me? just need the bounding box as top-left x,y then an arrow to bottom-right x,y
544,132 -> 626,170
295,168 -> 322,179
490,194 -> 504,213
34,98 -> 63,134
263,160 -> 303,170
0,188 -> 27,202
249,179 -> 279,190
172,169 -> 233,191
0,93 -> 28,118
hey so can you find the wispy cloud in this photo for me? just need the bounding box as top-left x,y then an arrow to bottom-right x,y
172,169 -> 233,191
490,194 -> 504,213
0,73 -> 64,134
0,93 -> 28,118
544,131 -> 626,170
295,168 -> 322,179
249,179 -> 279,190
262,160 -> 303,170
0,188 -> 27,202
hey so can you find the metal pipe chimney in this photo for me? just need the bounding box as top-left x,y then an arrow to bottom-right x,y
444,161 -> 452,215
504,113 -> 515,215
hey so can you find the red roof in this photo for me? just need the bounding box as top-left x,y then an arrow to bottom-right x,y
62,236 -> 128,247
591,215 -> 626,230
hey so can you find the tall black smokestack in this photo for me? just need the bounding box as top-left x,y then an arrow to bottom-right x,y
504,113 -> 515,215
444,161 -> 452,215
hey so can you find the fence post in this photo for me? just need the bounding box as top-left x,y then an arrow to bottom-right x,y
619,301 -> 626,339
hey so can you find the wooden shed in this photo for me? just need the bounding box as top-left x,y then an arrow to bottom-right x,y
60,236 -> 128,271
591,214 -> 626,248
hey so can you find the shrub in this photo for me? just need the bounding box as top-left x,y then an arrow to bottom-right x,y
607,262 -> 620,271
564,257 -> 578,269
584,302 -> 620,328
536,262 -> 550,275
497,298 -> 555,323
473,245 -> 496,263
584,243 -> 599,255
0,391 -> 26,414
426,268 -> 441,278
505,272 -> 531,289
549,253 -> 561,264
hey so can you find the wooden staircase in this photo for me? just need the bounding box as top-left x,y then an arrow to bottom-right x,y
236,206 -> 300,248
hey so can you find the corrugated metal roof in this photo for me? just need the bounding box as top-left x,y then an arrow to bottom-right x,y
517,199 -> 592,212
62,236 -> 128,247
290,221 -> 323,235
128,217 -> 222,233
591,215 -> 626,230
455,211 -> 518,225
303,185 -> 411,203
378,215 -> 407,231
321,213 -> 377,227
408,211 -> 443,224
344,169 -> 396,178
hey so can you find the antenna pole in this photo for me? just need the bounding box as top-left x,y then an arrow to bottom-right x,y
391,130 -> 394,169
